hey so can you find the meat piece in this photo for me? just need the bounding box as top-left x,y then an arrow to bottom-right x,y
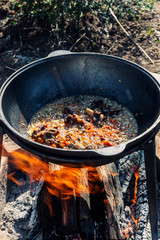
102,106 -> 121,117
32,124 -> 46,136
44,129 -> 59,139
86,108 -> 104,123
92,99 -> 104,110
32,129 -> 59,143
63,107 -> 72,116
45,139 -> 61,148
64,114 -> 85,126
93,109 -> 104,122
68,143 -> 81,149
64,114 -> 73,124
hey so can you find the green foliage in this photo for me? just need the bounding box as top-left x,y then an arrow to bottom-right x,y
112,0 -> 156,20
9,0 -> 156,34
148,26 -> 152,36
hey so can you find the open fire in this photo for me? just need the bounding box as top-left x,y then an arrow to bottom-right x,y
3,148 -> 151,240
0,52 -> 159,239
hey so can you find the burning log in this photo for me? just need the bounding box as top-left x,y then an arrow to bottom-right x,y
0,145 -> 8,221
0,140 -> 153,240
3,137 -> 153,240
76,168 -> 94,239
37,183 -> 56,240
76,196 -> 94,239
38,163 -> 78,238
87,165 -> 125,239
97,165 -> 125,239
38,162 -> 125,240
37,184 -> 79,239
88,168 -> 110,239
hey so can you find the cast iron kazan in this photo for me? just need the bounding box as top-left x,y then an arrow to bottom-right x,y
0,51 -> 159,166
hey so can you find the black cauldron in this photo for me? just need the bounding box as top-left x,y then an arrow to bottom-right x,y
0,51 -> 159,240
0,51 -> 159,166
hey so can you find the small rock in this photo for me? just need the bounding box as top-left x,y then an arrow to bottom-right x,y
8,228 -> 13,234
0,227 -> 6,231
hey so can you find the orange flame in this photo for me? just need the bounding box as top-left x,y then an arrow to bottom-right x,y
122,167 -> 140,239
103,199 -> 109,204
7,149 -> 119,219
46,193 -> 54,217
8,172 -> 24,186
122,214 -> 140,239
131,214 -> 140,232
132,167 -> 139,205
122,225 -> 131,239
7,150 -> 106,199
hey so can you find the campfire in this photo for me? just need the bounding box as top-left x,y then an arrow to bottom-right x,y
0,52 -> 159,240
0,140 -> 153,240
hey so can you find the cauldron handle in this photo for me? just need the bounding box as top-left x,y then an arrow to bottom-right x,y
95,143 -> 126,158
47,50 -> 72,58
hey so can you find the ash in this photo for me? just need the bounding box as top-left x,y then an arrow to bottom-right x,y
116,151 -> 151,240
0,151 -> 155,240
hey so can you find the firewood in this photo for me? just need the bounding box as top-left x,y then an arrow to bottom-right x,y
47,162 -> 125,239
76,168 -> 94,239
97,164 -> 125,239
88,167 -> 110,239
48,163 -> 78,236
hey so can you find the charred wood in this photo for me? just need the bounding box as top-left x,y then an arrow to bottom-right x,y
37,183 -> 79,239
76,197 -> 94,240
26,220 -> 42,240
37,184 -> 56,240
88,168 -> 109,239
54,195 -> 77,236
76,169 -> 94,239
39,162 -> 125,240
98,165 -> 125,239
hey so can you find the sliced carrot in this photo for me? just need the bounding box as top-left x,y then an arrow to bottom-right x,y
101,140 -> 114,146
37,138 -> 44,144
51,144 -> 56,148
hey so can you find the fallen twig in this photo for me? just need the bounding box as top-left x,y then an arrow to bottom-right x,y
109,8 -> 154,64
18,28 -> 23,47
106,39 -> 118,54
6,66 -> 16,71
84,35 -> 98,46
69,33 -> 86,51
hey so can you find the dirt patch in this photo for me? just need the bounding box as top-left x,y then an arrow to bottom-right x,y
0,1 -> 160,87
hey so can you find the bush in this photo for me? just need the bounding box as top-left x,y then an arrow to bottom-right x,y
113,0 -> 156,20
9,0 -> 156,33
